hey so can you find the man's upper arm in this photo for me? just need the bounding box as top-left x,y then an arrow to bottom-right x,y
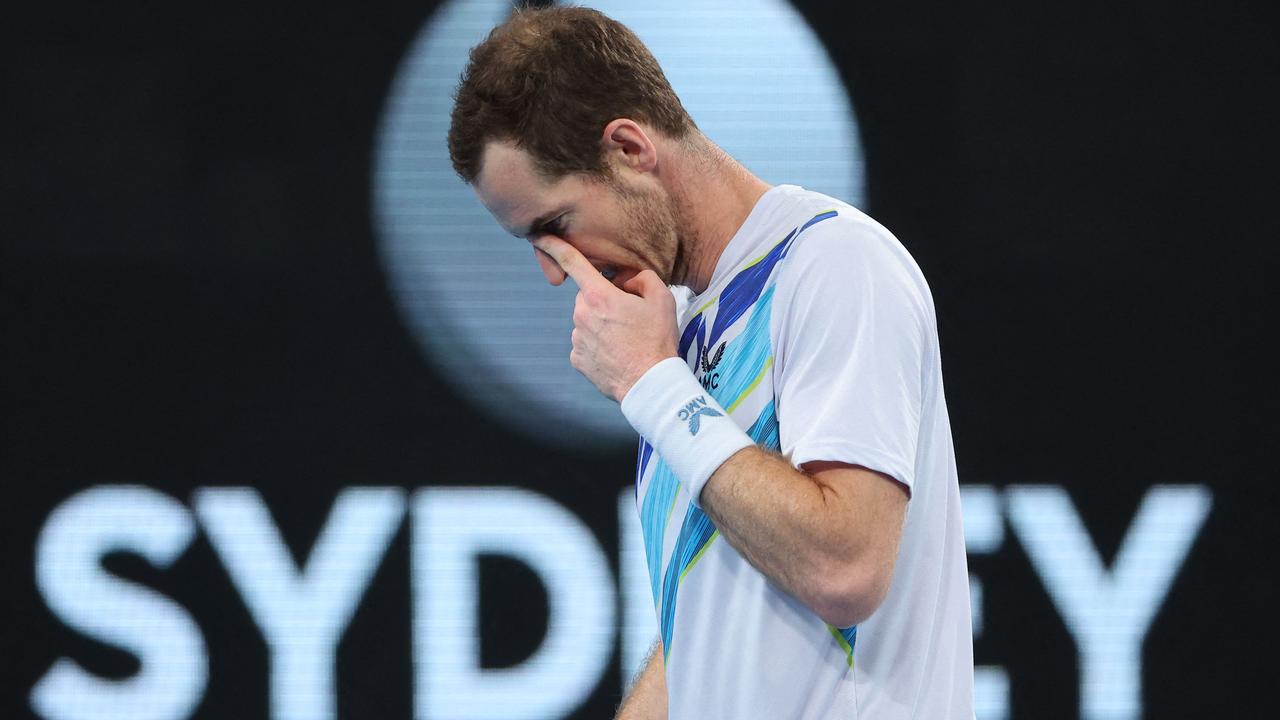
770,217 -> 928,620
773,216 -> 931,494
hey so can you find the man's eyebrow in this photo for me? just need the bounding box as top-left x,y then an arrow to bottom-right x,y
513,211 -> 561,239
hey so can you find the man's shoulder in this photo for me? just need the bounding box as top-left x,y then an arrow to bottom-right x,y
765,191 -> 932,324
706,186 -> 917,313
777,197 -> 913,282
757,186 -> 893,256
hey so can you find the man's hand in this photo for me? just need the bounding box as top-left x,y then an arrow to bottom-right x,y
532,236 -> 678,402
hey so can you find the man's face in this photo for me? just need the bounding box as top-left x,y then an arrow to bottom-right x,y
474,141 -> 678,289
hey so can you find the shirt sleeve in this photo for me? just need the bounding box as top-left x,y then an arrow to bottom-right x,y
771,216 -> 933,493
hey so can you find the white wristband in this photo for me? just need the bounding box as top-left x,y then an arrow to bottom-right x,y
620,357 -> 754,506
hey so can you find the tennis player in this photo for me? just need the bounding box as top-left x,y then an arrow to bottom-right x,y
447,6 -> 974,719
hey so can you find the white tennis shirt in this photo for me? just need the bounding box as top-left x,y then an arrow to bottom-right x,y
631,184 -> 974,718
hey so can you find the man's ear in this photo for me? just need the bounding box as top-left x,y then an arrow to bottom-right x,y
601,118 -> 658,174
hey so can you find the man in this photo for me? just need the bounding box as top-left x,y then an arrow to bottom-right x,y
447,6 -> 973,719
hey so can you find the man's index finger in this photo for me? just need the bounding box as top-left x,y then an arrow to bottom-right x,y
532,236 -> 611,291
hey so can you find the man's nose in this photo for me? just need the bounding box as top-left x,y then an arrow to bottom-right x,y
533,245 -> 567,286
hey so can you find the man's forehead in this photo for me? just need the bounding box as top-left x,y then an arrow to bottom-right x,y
478,141 -> 538,183
475,142 -> 559,236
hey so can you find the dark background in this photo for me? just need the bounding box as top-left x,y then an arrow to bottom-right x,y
4,1 -> 1277,718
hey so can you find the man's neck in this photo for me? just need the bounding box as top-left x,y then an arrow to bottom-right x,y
668,136 -> 771,294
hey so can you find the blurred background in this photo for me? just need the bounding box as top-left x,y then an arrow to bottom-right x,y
3,1 -> 1277,718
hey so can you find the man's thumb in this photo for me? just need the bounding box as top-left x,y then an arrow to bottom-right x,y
623,269 -> 668,299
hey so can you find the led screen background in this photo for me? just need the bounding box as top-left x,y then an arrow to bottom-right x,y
3,1 -> 1277,719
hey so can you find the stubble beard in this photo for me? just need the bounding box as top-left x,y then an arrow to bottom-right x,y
616,181 -> 688,287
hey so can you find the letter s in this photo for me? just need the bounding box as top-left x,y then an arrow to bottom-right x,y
31,485 -> 207,720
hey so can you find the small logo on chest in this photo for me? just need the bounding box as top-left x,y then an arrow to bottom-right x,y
698,342 -> 725,390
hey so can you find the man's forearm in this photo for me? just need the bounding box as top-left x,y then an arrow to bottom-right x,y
698,446 -> 907,628
615,640 -> 667,720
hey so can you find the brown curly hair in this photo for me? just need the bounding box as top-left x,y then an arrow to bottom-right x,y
448,5 -> 696,184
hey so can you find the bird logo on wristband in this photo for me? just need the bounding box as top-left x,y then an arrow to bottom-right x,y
677,396 -> 724,436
